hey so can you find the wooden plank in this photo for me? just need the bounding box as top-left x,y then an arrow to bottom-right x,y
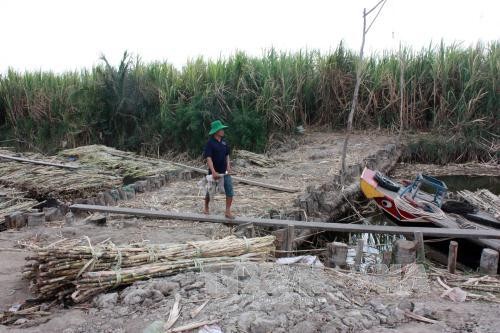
172,162 -> 299,193
0,153 -> 79,169
70,204 -> 500,239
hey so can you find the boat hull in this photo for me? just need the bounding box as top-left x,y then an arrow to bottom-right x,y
360,168 -> 428,224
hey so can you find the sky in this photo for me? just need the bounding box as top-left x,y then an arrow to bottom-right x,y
1,0 -> 498,73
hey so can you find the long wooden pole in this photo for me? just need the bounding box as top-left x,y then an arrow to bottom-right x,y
172,162 -> 299,193
0,153 -> 79,169
70,204 -> 500,239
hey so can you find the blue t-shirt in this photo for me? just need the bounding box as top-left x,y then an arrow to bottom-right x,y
203,137 -> 230,174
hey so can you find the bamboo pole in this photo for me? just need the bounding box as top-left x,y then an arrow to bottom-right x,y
171,162 -> 298,193
0,153 -> 79,169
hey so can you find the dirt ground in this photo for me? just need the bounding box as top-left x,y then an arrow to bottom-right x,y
1,130 -> 500,332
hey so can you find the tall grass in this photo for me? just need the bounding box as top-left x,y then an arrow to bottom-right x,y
0,42 -> 498,160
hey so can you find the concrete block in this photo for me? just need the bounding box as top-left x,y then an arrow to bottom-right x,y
117,188 -> 127,200
65,212 -> 75,226
96,193 -> 106,206
327,242 -> 348,268
392,240 -> 416,265
44,207 -> 63,221
109,189 -> 120,201
103,191 -> 116,206
480,249 -> 499,275
134,181 -> 147,193
27,212 -> 45,227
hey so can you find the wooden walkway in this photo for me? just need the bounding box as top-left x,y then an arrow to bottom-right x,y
70,204 -> 500,239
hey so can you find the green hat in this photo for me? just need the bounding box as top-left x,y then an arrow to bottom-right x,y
209,120 -> 228,135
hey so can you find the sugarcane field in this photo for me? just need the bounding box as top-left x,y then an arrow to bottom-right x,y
1,1 -> 499,333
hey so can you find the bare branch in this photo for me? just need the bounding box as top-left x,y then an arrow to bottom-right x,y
365,0 -> 386,16
365,0 -> 387,34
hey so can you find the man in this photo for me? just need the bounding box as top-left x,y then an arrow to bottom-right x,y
203,120 -> 235,219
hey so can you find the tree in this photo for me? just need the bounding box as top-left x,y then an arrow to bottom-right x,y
340,0 -> 388,183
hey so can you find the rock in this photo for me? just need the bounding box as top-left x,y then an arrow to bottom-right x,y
397,299 -> 414,312
116,306 -> 129,316
93,293 -> 118,308
142,320 -> 165,333
251,316 -> 282,333
149,281 -> 179,296
289,321 -> 317,333
184,281 -> 204,291
14,318 -> 29,325
387,307 -> 406,325
122,289 -> 149,305
413,302 -> 434,318
237,312 -> 257,331
368,299 -> 389,316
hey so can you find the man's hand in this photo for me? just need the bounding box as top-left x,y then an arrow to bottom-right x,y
212,172 -> 221,180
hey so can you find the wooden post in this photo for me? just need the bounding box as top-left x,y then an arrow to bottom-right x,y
355,239 -> 364,267
286,224 -> 295,256
327,242 -> 348,268
249,224 -> 256,238
447,241 -> 458,274
414,231 -> 425,263
479,248 -> 499,275
272,228 -> 287,257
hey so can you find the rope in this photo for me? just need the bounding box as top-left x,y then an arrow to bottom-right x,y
114,269 -> 122,287
193,258 -> 204,272
77,236 -> 102,278
114,247 -> 122,271
243,237 -> 251,253
147,245 -> 158,263
394,196 -> 446,221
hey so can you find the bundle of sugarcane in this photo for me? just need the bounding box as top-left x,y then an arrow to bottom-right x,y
0,161 -> 121,200
458,189 -> 500,219
234,150 -> 276,167
23,236 -> 275,302
60,145 -> 180,179
72,253 -> 265,303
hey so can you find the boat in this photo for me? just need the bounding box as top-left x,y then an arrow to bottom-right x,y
360,167 -> 448,226
360,167 -> 500,271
